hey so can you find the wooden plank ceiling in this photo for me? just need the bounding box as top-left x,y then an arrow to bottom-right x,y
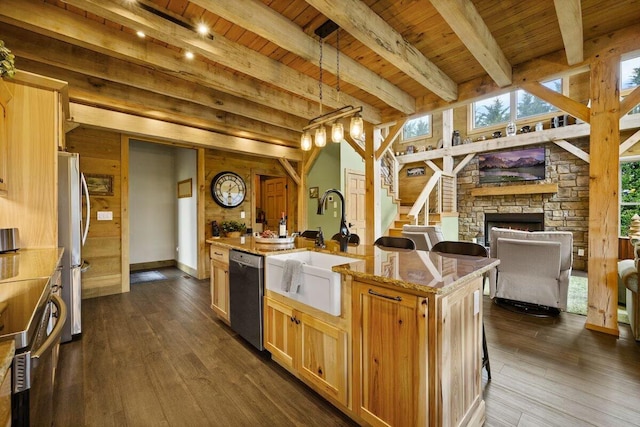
1,0 -> 638,149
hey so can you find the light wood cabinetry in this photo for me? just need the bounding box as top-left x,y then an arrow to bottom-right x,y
0,72 -> 68,248
352,283 -> 425,426
352,277 -> 484,427
209,245 -> 230,324
264,296 -> 348,406
0,80 -> 12,194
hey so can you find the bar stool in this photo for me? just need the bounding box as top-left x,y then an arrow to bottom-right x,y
432,241 -> 492,381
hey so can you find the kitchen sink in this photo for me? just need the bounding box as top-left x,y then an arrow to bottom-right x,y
265,251 -> 359,316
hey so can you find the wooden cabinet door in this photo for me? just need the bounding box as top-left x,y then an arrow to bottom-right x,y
297,312 -> 348,406
0,81 -> 11,194
263,297 -> 295,369
210,260 -> 229,324
353,282 -> 423,427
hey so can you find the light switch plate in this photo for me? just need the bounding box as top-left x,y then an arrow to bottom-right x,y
97,211 -> 113,221
240,211 -> 245,219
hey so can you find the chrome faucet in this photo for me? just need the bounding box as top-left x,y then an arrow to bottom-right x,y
317,189 -> 350,252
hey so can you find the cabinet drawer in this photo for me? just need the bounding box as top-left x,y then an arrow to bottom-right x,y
210,246 -> 229,264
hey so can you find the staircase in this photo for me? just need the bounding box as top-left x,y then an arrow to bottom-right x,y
388,205 -> 441,237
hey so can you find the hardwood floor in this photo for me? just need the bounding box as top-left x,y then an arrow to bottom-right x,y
483,296 -> 640,426
52,268 -> 356,426
53,268 -> 640,426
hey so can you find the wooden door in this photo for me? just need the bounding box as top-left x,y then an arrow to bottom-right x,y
263,177 -> 287,231
353,282 -> 422,427
346,170 -> 366,244
297,312 -> 348,406
210,261 -> 229,324
263,297 -> 296,369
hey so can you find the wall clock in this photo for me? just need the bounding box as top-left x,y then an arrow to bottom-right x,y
210,171 -> 246,208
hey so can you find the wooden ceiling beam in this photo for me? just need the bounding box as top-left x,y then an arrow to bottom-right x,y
70,104 -> 303,161
17,58 -> 300,145
1,23 -> 307,133
620,85 -> 640,117
304,0 -> 458,102
553,0 -> 584,65
414,22 -> 640,118
521,82 -> 590,123
192,0 -> 415,115
0,0 -> 317,122
61,0 -> 381,124
429,0 -> 512,87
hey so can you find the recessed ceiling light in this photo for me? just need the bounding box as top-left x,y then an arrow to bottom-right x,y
185,51 -> 195,60
197,23 -> 209,35
136,30 -> 145,38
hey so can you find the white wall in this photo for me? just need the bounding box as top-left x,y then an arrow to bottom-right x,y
175,148 -> 197,271
129,141 -> 177,264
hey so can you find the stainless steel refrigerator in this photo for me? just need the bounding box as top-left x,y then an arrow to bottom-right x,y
58,152 -> 90,343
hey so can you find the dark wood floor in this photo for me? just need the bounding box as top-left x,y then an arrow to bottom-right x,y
53,268 -> 640,426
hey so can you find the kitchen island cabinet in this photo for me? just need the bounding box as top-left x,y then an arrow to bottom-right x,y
208,236 -> 497,426
209,245 -> 230,324
264,296 -> 348,406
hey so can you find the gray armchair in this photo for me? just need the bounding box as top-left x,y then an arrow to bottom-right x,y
489,227 -> 573,311
401,225 -> 444,251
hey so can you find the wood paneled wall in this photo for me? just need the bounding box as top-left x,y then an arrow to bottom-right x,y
204,150 -> 298,239
66,127 -> 123,298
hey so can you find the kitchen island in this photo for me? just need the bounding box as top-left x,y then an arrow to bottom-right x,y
207,237 -> 498,426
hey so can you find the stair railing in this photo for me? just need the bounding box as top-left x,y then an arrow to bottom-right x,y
408,170 -> 442,225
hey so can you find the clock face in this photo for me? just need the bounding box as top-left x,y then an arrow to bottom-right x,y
211,171 -> 246,208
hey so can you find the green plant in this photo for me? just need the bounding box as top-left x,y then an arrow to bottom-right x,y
220,220 -> 246,233
0,41 -> 16,78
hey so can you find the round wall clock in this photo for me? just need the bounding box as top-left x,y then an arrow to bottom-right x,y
210,171 -> 246,208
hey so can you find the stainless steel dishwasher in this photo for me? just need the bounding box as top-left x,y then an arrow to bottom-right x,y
229,249 -> 265,351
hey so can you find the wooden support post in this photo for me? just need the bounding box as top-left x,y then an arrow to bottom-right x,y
364,122 -> 378,244
586,54 -> 620,336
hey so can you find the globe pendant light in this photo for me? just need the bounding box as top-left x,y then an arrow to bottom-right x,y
315,125 -> 327,147
301,131 -> 313,151
331,121 -> 344,142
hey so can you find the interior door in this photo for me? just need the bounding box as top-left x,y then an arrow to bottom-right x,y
346,170 -> 366,244
263,177 -> 287,231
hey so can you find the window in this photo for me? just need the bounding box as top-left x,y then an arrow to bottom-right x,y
402,115 -> 431,141
620,158 -> 640,236
516,80 -> 561,119
621,55 -> 640,115
471,79 -> 562,130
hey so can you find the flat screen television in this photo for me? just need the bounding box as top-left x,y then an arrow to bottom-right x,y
478,147 -> 545,184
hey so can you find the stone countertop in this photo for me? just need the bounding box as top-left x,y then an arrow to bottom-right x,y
0,341 -> 14,378
208,237 -> 498,296
0,248 -> 64,283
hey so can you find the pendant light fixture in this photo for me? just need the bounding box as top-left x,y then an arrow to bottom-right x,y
331,29 -> 344,143
300,21 -> 364,151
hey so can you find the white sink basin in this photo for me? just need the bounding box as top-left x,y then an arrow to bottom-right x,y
265,251 -> 358,316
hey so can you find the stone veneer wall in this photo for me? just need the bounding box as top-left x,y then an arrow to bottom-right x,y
457,137 -> 590,271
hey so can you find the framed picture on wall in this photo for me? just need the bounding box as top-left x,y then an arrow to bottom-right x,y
177,178 -> 192,198
85,174 -> 114,196
406,166 -> 425,177
309,186 -> 319,198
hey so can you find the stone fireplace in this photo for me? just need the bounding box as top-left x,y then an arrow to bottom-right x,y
484,213 -> 545,246
456,139 -> 590,270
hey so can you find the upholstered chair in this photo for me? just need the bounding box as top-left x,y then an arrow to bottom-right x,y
401,225 -> 444,251
618,242 -> 640,341
488,227 -> 573,311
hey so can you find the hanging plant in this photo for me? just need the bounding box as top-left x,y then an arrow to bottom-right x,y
0,40 -> 16,79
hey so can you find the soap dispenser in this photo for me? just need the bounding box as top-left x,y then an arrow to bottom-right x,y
315,227 -> 325,248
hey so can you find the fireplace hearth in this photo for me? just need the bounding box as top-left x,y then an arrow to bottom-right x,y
484,213 -> 544,246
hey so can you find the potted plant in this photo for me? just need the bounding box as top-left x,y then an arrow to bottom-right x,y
221,220 -> 246,238
0,40 -> 16,79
